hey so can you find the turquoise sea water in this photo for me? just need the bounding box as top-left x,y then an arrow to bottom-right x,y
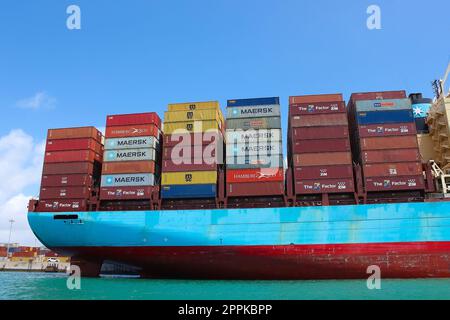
1,272 -> 450,300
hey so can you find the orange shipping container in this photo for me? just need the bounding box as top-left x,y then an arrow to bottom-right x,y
360,136 -> 419,151
289,94 -> 343,105
48,127 -> 103,142
102,161 -> 157,174
44,150 -> 103,163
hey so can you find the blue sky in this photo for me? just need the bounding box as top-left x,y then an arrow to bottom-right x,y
0,0 -> 449,244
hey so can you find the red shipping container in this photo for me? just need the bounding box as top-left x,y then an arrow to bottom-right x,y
227,181 -> 284,197
37,199 -> 88,212
46,138 -> 104,154
162,160 -> 217,172
295,179 -> 355,194
289,94 -> 343,105
41,174 -> 93,187
362,149 -> 421,164
293,152 -> 352,167
363,162 -> 423,177
105,124 -> 159,139
42,162 -> 94,175
44,150 -> 103,164
163,144 -> 219,160
294,165 -> 354,180
39,186 -> 91,200
358,123 -> 417,138
292,139 -> 350,153
289,101 -> 346,116
102,161 -> 156,174
365,175 -> 425,192
106,112 -> 161,129
290,113 -> 348,128
100,186 -> 154,200
47,127 -> 103,142
360,136 -> 419,151
226,168 -> 284,183
290,126 -> 349,141
350,91 -> 406,103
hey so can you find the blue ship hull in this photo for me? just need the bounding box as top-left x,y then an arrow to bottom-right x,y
28,201 -> 450,279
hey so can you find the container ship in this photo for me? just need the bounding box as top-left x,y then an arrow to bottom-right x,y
27,75 -> 450,279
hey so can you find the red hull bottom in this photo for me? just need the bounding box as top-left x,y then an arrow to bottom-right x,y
61,242 -> 450,279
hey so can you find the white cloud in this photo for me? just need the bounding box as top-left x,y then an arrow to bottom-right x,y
16,91 -> 56,110
0,130 -> 45,246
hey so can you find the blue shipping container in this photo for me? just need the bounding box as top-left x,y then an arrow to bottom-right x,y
357,110 -> 414,125
227,97 -> 280,107
161,184 -> 217,199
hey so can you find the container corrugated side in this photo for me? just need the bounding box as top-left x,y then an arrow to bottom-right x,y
42,162 -> 95,175
106,113 -> 161,128
226,129 -> 282,144
350,91 -> 407,102
292,139 -> 350,153
226,117 -> 281,130
101,173 -> 156,187
46,138 -> 103,153
355,98 -> 412,112
100,186 -> 154,200
164,120 -> 222,134
226,155 -> 284,169
163,132 -> 224,147
295,179 -> 354,194
163,144 -> 220,160
360,136 -> 419,151
41,174 -> 93,187
227,105 -> 281,119
161,171 -> 217,185
226,168 -> 284,183
227,97 -> 279,107
358,123 -> 417,137
104,148 -> 157,162
102,161 -> 157,174
161,184 -> 217,199
227,181 -> 284,196
356,110 -> 414,125
289,101 -> 346,115
361,149 -> 421,164
39,186 -> 91,200
105,124 -> 159,139
44,150 -> 103,163
164,109 -> 222,123
290,126 -> 349,140
37,199 -> 88,212
226,142 -> 282,157
47,127 -> 103,142
289,94 -> 343,105
167,101 -> 219,112
365,175 -> 425,192
294,165 -> 354,180
162,160 -> 217,172
293,152 -> 352,167
104,136 -> 159,150
363,162 -> 423,177
289,114 -> 348,127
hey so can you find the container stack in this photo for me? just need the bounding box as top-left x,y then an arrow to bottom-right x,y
427,96 -> 450,169
348,91 -> 425,203
160,101 -> 225,210
409,93 -> 436,163
225,97 -> 285,208
287,94 -> 355,206
37,127 -> 104,212
99,113 -> 162,211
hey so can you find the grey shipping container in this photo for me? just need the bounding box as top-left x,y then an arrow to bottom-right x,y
226,104 -> 281,119
226,141 -> 283,157
226,129 -> 282,144
101,173 -> 156,187
226,155 -> 284,169
226,117 -> 282,130
104,148 -> 157,162
105,136 -> 159,150
355,98 -> 412,112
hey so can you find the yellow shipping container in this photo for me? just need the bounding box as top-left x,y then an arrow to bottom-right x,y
162,171 -> 217,185
164,109 -> 222,123
168,101 -> 219,112
163,120 -> 222,134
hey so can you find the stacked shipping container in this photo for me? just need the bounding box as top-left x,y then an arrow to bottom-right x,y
348,91 -> 425,199
287,94 -> 356,205
38,127 -> 104,211
225,97 -> 285,203
99,113 -> 162,209
160,101 -> 224,209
